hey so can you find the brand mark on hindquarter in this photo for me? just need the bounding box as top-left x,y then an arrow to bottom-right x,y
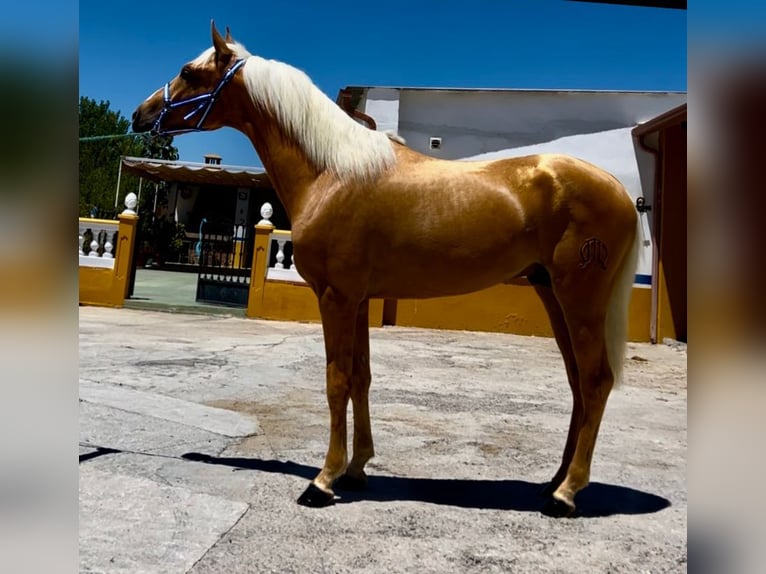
579,237 -> 608,270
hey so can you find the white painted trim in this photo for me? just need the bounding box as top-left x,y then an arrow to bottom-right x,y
79,255 -> 115,269
267,268 -> 305,283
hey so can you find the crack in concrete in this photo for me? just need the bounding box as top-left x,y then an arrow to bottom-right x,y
186,502 -> 251,574
135,357 -> 228,368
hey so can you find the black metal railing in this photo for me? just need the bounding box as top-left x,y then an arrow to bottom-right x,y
195,223 -> 253,307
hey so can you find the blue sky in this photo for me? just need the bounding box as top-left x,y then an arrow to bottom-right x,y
79,0 -> 686,168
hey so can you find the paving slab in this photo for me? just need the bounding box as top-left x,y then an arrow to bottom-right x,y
80,380 -> 261,438
79,401 -> 233,459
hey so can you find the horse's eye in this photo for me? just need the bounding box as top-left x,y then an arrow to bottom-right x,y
180,67 -> 193,81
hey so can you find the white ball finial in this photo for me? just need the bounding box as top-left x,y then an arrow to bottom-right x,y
258,202 -> 274,225
123,192 -> 138,215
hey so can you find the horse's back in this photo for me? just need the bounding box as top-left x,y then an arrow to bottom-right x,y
482,152 -> 636,231
394,147 -> 630,212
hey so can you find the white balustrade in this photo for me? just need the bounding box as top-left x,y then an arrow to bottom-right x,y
267,230 -> 304,282
274,239 -> 286,269
79,195 -> 138,269
259,203 -> 304,283
79,220 -> 119,269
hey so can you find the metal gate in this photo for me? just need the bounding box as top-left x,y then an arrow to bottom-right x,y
196,221 -> 252,307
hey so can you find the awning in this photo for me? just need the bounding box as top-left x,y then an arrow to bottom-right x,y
120,156 -> 272,188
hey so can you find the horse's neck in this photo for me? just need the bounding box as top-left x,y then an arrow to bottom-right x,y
239,115 -> 318,223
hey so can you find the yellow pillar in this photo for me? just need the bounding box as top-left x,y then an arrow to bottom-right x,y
110,213 -> 139,306
232,238 -> 244,269
246,223 -> 274,318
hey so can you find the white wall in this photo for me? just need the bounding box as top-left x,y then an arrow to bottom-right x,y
363,88 -> 400,134
390,89 -> 686,161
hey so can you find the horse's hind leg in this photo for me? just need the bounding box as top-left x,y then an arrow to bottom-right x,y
531,280 -> 582,496
336,299 -> 375,490
544,282 -> 615,517
297,288 -> 359,507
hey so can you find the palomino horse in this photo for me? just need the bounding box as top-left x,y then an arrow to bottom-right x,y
132,23 -> 639,517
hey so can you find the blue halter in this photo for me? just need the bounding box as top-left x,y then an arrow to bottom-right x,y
152,58 -> 246,136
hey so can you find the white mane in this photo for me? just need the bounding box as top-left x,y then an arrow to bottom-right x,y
195,43 -> 398,181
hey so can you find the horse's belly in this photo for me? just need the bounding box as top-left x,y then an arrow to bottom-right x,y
366,242 -> 531,299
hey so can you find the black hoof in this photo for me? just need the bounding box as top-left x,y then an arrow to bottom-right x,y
542,496 -> 575,518
335,473 -> 367,491
297,483 -> 335,507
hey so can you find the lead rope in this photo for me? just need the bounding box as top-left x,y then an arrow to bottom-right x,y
79,133 -> 145,142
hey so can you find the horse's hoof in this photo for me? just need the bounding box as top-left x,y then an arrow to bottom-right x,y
542,496 -> 575,518
540,472 -> 567,497
335,472 -> 367,491
297,483 -> 335,507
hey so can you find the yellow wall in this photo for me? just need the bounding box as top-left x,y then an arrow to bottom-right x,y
78,214 -> 138,308
627,287 -> 652,342
251,279 -> 384,327
257,280 -> 321,322
656,263 -> 676,342
395,283 -> 553,336
394,283 -> 651,342
79,267 -> 122,307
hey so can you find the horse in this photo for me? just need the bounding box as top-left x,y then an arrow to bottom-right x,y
132,22 -> 640,517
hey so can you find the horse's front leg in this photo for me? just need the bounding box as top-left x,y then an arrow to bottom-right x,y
336,299 -> 374,491
297,288 -> 359,507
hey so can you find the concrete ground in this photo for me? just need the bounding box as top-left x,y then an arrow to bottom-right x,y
79,303 -> 687,573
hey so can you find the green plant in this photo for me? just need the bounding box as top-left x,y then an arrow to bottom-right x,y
139,215 -> 186,264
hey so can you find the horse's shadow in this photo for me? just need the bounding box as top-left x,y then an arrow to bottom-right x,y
181,452 -> 670,517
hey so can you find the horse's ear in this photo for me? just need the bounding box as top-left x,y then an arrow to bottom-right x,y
225,26 -> 233,42
211,20 -> 232,59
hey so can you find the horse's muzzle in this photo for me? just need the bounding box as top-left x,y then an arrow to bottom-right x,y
131,109 -> 152,133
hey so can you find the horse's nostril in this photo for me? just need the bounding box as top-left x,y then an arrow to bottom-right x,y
131,109 -> 145,132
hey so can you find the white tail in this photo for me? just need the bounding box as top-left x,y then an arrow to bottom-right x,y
604,214 -> 641,386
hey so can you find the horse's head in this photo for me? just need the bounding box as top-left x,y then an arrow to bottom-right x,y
132,22 -> 247,136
